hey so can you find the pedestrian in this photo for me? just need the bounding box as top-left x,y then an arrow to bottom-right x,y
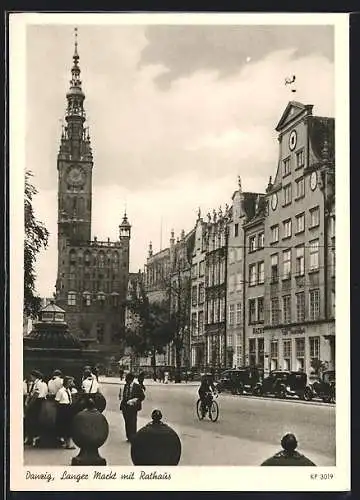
119,372 -> 145,443
261,433 -> 316,466
137,372 -> 146,391
24,370 -> 48,447
119,368 -> 124,381
164,369 -> 169,384
47,369 -> 63,398
55,376 -> 77,449
82,369 -> 100,394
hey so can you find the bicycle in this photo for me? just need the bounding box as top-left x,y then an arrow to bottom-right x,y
196,392 -> 219,422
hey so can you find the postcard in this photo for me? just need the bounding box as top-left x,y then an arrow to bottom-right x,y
10,11 -> 350,491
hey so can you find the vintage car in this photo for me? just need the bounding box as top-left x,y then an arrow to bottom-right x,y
310,370 -> 336,403
253,370 -> 313,400
216,367 -> 263,395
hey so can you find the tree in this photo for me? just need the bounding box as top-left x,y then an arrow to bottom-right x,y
24,171 -> 49,319
167,268 -> 192,383
125,278 -> 172,378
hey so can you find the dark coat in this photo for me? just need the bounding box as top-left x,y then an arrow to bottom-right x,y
120,382 -> 145,412
261,450 -> 316,466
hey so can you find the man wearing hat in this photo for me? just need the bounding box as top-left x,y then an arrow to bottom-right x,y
119,372 -> 145,443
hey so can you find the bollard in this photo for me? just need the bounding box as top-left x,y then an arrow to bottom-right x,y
71,399 -> 109,466
261,433 -> 316,466
131,409 -> 181,466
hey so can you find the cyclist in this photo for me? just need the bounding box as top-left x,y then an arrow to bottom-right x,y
198,373 -> 217,416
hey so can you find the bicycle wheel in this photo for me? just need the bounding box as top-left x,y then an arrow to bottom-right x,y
209,400 -> 219,422
196,399 -> 205,420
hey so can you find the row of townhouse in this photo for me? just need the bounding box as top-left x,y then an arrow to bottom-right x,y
141,100 -> 335,379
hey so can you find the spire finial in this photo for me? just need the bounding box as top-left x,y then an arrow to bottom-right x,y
238,175 -> 242,192
74,27 -> 79,59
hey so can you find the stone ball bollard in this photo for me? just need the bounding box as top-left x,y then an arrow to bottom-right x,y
261,433 -> 316,466
71,399 -> 109,466
73,392 -> 107,415
131,409 -> 181,466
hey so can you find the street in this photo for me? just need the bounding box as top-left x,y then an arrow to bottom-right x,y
24,378 -> 335,467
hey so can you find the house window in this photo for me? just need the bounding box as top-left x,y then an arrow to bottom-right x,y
249,264 -> 257,286
283,184 -> 292,206
258,232 -> 264,249
296,213 -> 305,233
234,223 -> 239,237
271,254 -> 279,283
83,292 -> 91,306
192,264 -> 198,278
283,157 -> 291,177
309,239 -> 319,271
296,245 -> 305,276
192,286 -> 198,306
236,303 -> 242,324
249,299 -> 256,324
296,149 -> 305,168
199,261 -> 205,276
295,177 -> 305,199
227,334 -> 233,347
219,297 -> 225,322
191,313 -> 197,335
67,291 -> 76,306
295,338 -> 305,371
309,336 -> 320,363
283,295 -> 291,324
236,346 -> 242,367
283,249 -> 291,280
257,297 -> 264,322
257,262 -> 265,284
198,311 -> 204,335
296,292 -> 305,322
236,247 -> 243,261
213,298 -> 219,323
249,338 -> 256,366
198,283 -> 205,304
257,338 -> 265,367
229,304 -> 235,326
271,297 -> 280,325
309,289 -> 320,320
270,340 -> 279,371
207,300 -> 213,324
283,340 -> 292,370
310,206 -> 320,228
271,225 -> 279,243
283,219 -> 292,239
249,235 -> 257,253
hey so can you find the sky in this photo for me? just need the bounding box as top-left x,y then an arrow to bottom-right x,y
25,21 -> 335,298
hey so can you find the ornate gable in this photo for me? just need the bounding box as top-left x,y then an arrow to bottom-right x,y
275,101 -> 313,132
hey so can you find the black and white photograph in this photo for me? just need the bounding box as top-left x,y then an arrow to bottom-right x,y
10,12 -> 350,491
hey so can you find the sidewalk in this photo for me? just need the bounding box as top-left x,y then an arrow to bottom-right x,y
24,408 -> 334,467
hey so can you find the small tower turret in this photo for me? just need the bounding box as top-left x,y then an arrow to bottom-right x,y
119,211 -> 131,241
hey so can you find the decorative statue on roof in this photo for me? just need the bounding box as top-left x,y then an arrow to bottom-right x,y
218,206 -> 223,219
207,212 -> 212,223
213,209 -> 217,223
197,207 -> 201,220
238,175 -> 242,192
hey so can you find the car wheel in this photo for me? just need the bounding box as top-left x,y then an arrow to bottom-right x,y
303,388 -> 313,401
279,387 -> 287,399
254,386 -> 262,397
237,385 -> 244,396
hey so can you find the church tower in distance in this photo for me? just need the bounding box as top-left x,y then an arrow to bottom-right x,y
56,29 -> 131,355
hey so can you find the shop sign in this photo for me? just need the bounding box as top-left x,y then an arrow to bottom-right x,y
282,326 -> 306,336
253,327 -> 264,335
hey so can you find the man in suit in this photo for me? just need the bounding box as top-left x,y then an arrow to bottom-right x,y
119,372 -> 145,443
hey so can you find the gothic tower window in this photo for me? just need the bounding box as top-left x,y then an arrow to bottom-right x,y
83,291 -> 91,306
67,291 -> 76,306
99,251 -> 105,268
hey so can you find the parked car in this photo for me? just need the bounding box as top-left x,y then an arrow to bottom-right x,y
216,367 -> 263,395
310,370 -> 335,403
253,371 -> 313,400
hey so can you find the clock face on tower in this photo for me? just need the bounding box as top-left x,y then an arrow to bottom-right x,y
67,166 -> 85,186
289,129 -> 297,151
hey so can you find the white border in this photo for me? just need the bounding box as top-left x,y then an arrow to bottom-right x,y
9,12 -> 350,491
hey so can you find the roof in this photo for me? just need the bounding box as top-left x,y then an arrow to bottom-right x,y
275,101 -> 313,132
40,300 -> 65,314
